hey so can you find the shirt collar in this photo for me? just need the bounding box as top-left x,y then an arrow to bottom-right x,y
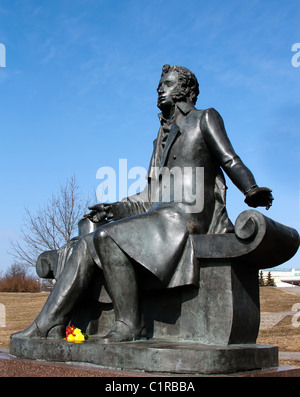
158,100 -> 194,123
176,100 -> 194,115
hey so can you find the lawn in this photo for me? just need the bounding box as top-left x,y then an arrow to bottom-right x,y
0,292 -> 49,349
1,287 -> 300,367
257,287 -> 300,367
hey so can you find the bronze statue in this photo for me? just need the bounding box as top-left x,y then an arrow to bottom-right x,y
11,65 -> 273,343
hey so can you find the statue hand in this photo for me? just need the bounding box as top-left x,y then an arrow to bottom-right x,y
244,187 -> 274,210
83,204 -> 113,223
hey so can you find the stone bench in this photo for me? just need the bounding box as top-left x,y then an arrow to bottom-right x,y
36,209 -> 300,346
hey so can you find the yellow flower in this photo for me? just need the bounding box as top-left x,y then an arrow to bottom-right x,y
65,326 -> 87,343
66,334 -> 75,342
74,333 -> 85,342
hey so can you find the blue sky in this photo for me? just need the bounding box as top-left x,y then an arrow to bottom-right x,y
0,0 -> 299,273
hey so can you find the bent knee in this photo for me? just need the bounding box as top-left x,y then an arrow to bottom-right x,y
93,228 -> 110,246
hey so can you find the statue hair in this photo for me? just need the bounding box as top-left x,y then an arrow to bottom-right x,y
161,64 -> 200,104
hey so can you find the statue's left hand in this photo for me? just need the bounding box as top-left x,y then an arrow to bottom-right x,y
83,204 -> 113,223
244,187 -> 274,210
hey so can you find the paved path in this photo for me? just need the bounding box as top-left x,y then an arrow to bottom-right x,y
260,311 -> 299,329
279,352 -> 300,362
260,286 -> 300,329
279,286 -> 300,296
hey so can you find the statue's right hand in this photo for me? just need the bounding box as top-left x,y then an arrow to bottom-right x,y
83,204 -> 112,223
244,187 -> 274,210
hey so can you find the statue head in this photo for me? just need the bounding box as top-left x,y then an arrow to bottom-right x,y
157,64 -> 199,110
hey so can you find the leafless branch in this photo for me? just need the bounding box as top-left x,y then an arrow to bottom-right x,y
9,176 -> 91,268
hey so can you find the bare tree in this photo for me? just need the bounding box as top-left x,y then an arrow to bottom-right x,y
9,176 -> 91,268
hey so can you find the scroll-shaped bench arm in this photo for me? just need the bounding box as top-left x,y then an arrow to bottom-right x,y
193,210 -> 300,269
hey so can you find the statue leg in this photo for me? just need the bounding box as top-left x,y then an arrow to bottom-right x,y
11,236 -> 95,339
93,229 -> 142,342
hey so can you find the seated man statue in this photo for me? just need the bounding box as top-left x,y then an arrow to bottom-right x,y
12,65 -> 273,343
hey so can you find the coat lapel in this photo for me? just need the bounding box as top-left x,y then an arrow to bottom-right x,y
153,101 -> 195,170
160,123 -> 181,167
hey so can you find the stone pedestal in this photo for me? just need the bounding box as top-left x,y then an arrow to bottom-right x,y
9,337 -> 278,375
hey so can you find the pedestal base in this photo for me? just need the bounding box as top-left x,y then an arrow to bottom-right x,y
10,337 -> 278,375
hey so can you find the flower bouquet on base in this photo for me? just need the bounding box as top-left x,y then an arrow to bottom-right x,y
65,325 -> 89,343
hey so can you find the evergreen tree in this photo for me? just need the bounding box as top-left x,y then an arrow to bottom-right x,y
259,270 -> 265,286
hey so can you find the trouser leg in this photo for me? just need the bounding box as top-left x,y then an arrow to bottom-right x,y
93,229 -> 141,340
11,236 -> 96,339
37,237 -> 95,334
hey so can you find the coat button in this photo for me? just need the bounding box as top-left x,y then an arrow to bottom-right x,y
173,155 -> 177,159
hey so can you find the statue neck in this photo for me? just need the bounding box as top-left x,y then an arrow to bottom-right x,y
160,104 -> 176,121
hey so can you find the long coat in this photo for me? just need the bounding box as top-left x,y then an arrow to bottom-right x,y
93,101 -> 257,288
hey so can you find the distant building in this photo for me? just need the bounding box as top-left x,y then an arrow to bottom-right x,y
260,268 -> 300,287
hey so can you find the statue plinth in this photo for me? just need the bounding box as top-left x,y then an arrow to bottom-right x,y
10,337 -> 278,375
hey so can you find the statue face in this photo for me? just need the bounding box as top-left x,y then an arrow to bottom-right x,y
157,71 -> 181,110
